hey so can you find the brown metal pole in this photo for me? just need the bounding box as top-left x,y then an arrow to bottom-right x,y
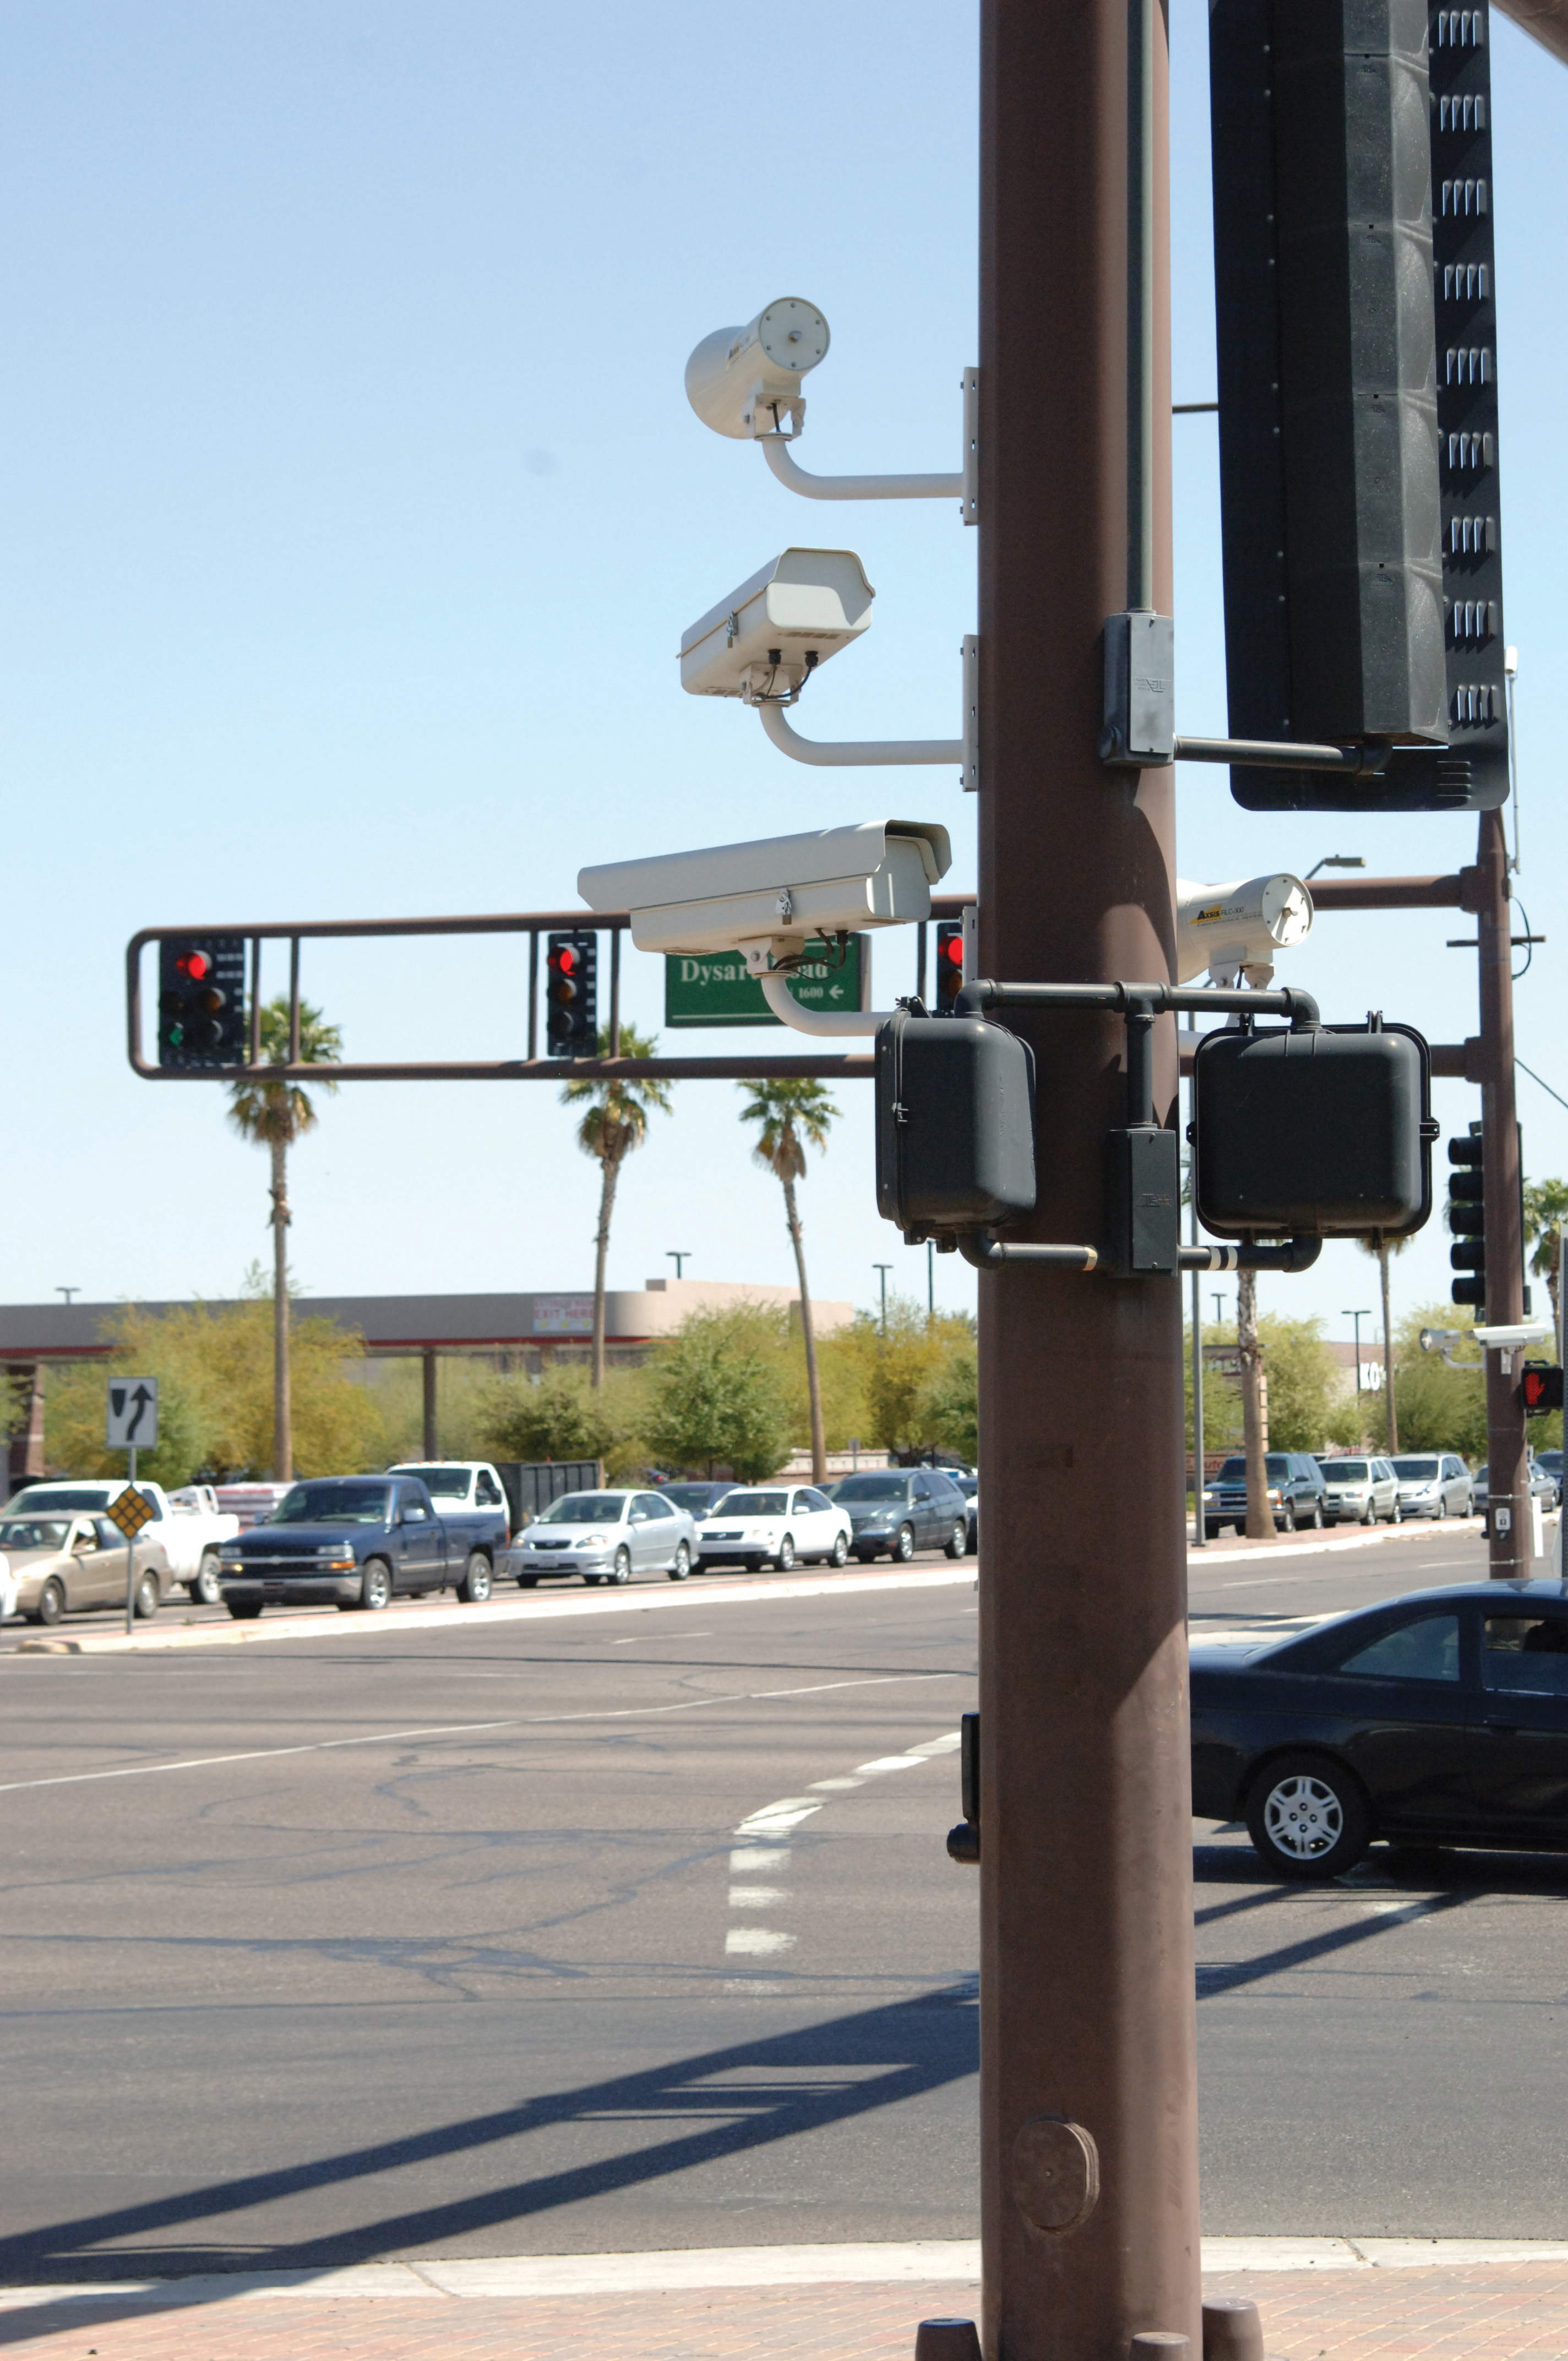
978,4 -> 1200,2359
1475,806 -> 1528,1576
422,1350 -> 439,1459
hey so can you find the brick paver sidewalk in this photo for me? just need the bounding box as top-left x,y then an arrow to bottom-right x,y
5,2264 -> 1568,2360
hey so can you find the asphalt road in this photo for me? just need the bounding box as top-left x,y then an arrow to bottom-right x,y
3,1524 -> 1566,2280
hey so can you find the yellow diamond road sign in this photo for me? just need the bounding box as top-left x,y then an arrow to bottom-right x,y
106,1488 -> 154,1541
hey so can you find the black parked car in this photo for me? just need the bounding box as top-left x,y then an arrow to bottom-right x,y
1192,1579 -> 1568,1879
1201,1451 -> 1327,1538
827,1469 -> 970,1563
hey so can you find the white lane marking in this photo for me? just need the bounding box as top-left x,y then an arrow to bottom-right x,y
725,1928 -> 795,1956
731,1846 -> 790,1872
855,1755 -> 923,1774
809,1776 -> 864,1791
0,1678 -> 959,1799
610,1631 -> 713,1644
907,1734 -> 962,1755
728,1886 -> 791,1908
734,1807 -> 823,1836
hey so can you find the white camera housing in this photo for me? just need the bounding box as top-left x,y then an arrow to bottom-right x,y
680,548 -> 874,704
685,298 -> 830,440
1174,872 -> 1313,985
579,819 -> 951,966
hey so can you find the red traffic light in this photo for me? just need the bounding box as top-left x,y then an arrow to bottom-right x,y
941,936 -> 963,966
175,949 -> 212,983
549,945 -> 578,975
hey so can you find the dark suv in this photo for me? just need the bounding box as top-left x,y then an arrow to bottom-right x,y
829,1469 -> 970,1563
1201,1451 -> 1327,1539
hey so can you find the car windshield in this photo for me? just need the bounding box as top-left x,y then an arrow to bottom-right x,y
0,1519 -> 72,1550
536,1494 -> 625,1526
395,1467 -> 471,1498
663,1485 -> 722,1513
718,1492 -> 787,1516
7,1487 -> 112,1514
835,1476 -> 908,1502
1214,1460 -> 1246,1481
1476,1465 -> 1489,1484
270,1483 -> 393,1526
1390,1457 -> 1441,1479
1324,1461 -> 1369,1481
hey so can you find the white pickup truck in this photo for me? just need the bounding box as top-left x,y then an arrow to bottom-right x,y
390,1462 -> 516,1530
3,1479 -> 240,1604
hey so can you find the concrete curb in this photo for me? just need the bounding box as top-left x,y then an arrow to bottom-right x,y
8,2237 -> 1568,2305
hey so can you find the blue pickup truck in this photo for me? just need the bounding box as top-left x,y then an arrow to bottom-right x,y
216,1475 -> 508,1618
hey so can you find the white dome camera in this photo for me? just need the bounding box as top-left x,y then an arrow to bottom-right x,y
685,298 -> 831,440
1174,873 -> 1313,987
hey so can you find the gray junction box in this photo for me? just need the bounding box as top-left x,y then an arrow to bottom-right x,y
875,1011 -> 1037,1239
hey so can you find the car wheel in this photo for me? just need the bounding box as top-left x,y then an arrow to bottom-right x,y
944,1520 -> 968,1559
611,1547 -> 631,1586
1204,1522 -> 1219,1541
1245,1753 -> 1371,1881
1308,1502 -> 1324,1531
458,1551 -> 492,1604
744,1554 -> 766,1573
1435,1497 -> 1447,1520
774,1535 -> 796,1572
132,1572 -> 160,1620
668,1541 -> 692,1581
1389,1499 -> 1401,1525
1278,1502 -> 1296,1534
893,1523 -> 916,1562
516,1571 -> 540,1588
193,1550 -> 224,1606
854,1548 -> 879,1564
1360,1500 -> 1375,1525
359,1559 -> 392,1612
226,1598 -> 263,1620
35,1577 -> 66,1627
830,1532 -> 849,1567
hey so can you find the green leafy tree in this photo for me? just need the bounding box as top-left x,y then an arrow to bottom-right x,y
560,1026 -> 672,1388
737,1080 -> 838,1483
226,997 -> 342,1479
821,1297 -> 976,1460
644,1305 -> 795,1481
473,1364 -> 647,1481
918,1342 -> 978,1464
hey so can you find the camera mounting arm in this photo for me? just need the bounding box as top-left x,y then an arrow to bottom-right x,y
758,700 -> 963,770
760,436 -> 962,504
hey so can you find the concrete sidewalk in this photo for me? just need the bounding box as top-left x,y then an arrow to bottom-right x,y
8,2243 -> 1568,2359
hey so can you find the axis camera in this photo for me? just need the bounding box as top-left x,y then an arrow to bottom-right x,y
680,549 -> 874,703
685,298 -> 831,440
1175,873 -> 1312,986
578,819 -> 950,963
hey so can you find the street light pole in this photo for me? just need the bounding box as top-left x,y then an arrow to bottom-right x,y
874,1264 -> 893,1336
1343,1309 -> 1371,1394
977,3 -> 1199,2354
666,1252 -> 692,1280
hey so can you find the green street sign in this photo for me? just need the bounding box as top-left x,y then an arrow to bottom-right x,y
664,935 -> 867,1029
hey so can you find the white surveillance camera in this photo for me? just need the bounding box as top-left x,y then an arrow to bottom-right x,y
680,548 -> 874,704
579,819 -> 950,965
685,298 -> 831,440
1174,873 -> 1312,986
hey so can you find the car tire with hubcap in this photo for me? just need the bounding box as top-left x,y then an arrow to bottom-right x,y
668,1541 -> 691,1581
458,1551 -> 492,1604
1278,1502 -> 1296,1535
1389,1499 -> 1401,1525
830,1532 -> 849,1568
611,1547 -> 631,1586
35,1577 -> 66,1627
193,1550 -> 224,1606
894,1523 -> 916,1563
359,1559 -> 392,1612
1245,1752 -> 1371,1881
132,1572 -> 160,1620
944,1520 -> 967,1559
1308,1502 -> 1324,1531
774,1535 -> 795,1572
1435,1497 -> 1447,1521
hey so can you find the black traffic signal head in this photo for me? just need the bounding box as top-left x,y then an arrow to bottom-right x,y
1193,1022 -> 1433,1239
875,1010 -> 1036,1239
1520,1363 -> 1564,1418
1447,1124 -> 1486,1306
158,935 -> 247,1069
934,921 -> 966,1014
546,931 -> 597,1058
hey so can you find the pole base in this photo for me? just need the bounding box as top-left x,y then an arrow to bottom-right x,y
914,2320 -> 982,2361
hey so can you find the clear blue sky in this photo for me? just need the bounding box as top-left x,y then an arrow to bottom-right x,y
4,1 -> 1565,1348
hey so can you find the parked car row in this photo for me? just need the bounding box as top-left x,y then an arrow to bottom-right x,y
1202,1449 -> 1495,1536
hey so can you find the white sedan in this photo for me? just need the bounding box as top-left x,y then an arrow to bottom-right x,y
697,1485 -> 851,1573
510,1490 -> 700,1586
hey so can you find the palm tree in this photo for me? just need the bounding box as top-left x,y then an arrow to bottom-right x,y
227,997 -> 342,1479
737,1080 -> 839,1484
1236,1267 -> 1272,1539
1358,1230 -> 1413,1452
1523,1178 -> 1568,1322
561,1026 -> 672,1388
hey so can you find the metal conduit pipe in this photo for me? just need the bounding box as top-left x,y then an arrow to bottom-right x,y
756,699 -> 963,768
757,969 -> 890,1037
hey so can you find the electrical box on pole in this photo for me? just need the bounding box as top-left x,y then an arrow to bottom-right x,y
1208,0 -> 1509,811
